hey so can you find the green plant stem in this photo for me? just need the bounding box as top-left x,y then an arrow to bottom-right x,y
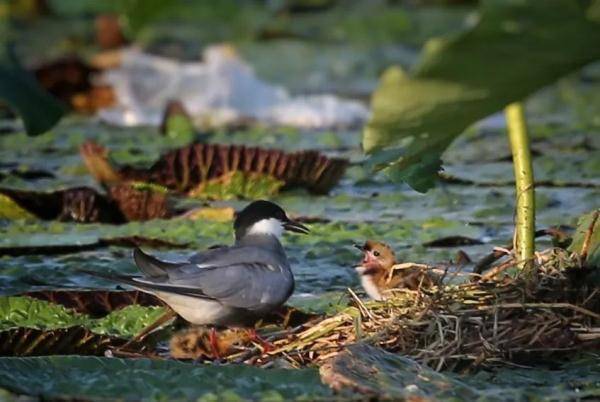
505,102 -> 535,275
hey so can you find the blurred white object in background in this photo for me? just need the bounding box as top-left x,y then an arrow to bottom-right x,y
98,45 -> 369,128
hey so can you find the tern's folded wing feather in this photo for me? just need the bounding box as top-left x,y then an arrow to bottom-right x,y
133,248 -> 186,278
186,246 -> 285,271
76,269 -> 216,300
165,262 -> 293,311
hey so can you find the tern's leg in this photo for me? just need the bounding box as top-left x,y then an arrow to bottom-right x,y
208,327 -> 221,359
247,328 -> 273,353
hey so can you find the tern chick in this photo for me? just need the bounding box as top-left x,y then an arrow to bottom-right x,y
354,240 -> 434,301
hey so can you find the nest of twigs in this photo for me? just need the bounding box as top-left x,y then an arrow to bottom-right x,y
217,248 -> 598,370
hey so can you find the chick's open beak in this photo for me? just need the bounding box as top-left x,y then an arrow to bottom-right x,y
283,219 -> 310,234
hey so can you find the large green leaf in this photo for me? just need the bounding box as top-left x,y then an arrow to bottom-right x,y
363,0 -> 600,192
0,356 -> 330,400
0,49 -> 64,136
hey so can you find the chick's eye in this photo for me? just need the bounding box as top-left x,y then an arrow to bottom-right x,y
373,251 -> 380,257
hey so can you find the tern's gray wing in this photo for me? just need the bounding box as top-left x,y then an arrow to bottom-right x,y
132,247 -> 235,278
133,248 -> 186,277
134,245 -> 293,311
171,262 -> 292,310
170,246 -> 292,310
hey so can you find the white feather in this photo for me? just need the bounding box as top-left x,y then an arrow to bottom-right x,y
360,275 -> 384,301
247,218 -> 284,238
355,266 -> 385,301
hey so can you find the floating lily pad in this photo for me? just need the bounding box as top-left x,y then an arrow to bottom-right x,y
80,141 -> 348,197
189,171 -> 284,200
0,193 -> 35,220
0,356 -> 330,400
0,296 -> 167,338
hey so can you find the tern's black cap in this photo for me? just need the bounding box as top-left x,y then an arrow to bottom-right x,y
234,200 -> 309,240
234,200 -> 288,239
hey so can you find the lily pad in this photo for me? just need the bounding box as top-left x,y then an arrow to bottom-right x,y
0,193 -> 35,220
363,0 -> 600,192
0,296 -> 166,338
80,141 -> 348,196
189,171 -> 284,200
0,356 -> 330,400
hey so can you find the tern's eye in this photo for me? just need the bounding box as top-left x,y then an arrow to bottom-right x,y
373,250 -> 380,257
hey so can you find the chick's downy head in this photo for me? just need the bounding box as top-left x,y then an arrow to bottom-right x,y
356,240 -> 396,271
